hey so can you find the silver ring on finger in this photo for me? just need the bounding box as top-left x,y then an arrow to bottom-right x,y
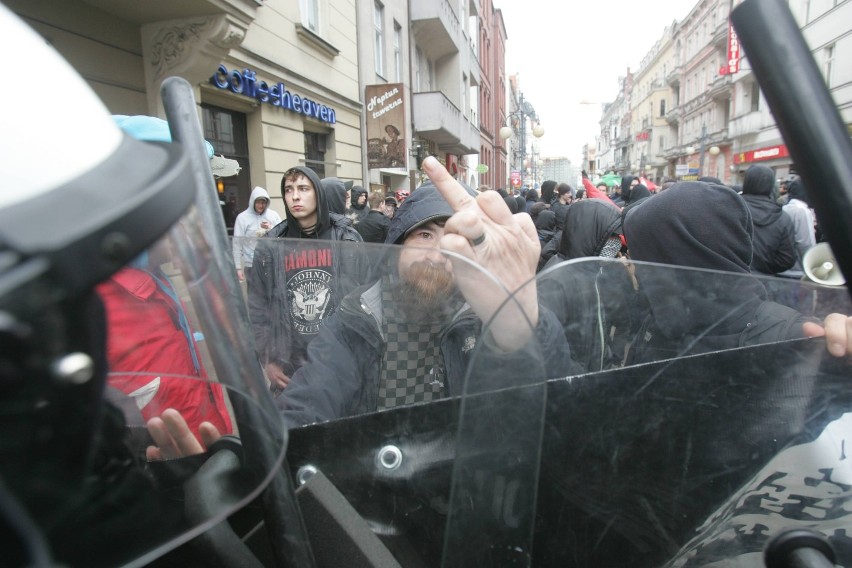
471,233 -> 486,247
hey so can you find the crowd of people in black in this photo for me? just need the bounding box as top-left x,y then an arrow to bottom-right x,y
169,158 -> 852,448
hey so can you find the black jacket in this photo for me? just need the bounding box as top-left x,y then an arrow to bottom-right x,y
623,181 -> 809,364
278,280 -> 580,427
741,165 -> 797,275
538,199 -> 638,371
742,194 -> 797,275
355,209 -> 391,243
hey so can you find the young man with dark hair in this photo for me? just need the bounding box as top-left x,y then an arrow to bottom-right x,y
551,183 -> 574,230
249,166 -> 366,393
355,192 -> 392,243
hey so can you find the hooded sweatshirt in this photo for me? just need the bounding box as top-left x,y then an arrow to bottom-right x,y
540,180 -> 558,205
320,177 -> 350,219
347,186 -> 370,225
248,166 -> 366,377
741,165 -> 797,275
617,175 -> 636,205
623,181 -> 807,362
278,182 -> 579,424
232,186 -> 283,270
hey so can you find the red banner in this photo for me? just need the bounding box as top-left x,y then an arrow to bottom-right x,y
510,170 -> 522,188
734,144 -> 789,164
727,23 -> 740,74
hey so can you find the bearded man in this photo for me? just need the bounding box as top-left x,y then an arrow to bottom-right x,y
274,170 -> 580,428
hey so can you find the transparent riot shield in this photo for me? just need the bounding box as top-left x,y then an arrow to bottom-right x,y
445,257 -> 852,567
281,254 -> 852,566
254,236 -> 534,566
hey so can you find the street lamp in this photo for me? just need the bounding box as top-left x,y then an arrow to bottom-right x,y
499,91 -> 545,189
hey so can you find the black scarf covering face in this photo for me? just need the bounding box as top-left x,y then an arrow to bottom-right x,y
559,199 -> 623,260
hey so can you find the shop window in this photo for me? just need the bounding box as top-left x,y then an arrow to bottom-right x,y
304,132 -> 328,178
201,104 -> 251,235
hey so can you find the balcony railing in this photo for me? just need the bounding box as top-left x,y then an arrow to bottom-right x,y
708,74 -> 733,100
665,105 -> 682,125
410,0 -> 461,60
413,91 -> 479,154
728,111 -> 771,138
666,64 -> 682,86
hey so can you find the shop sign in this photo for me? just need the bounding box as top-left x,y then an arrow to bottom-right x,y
734,144 -> 789,164
725,23 -> 740,74
510,170 -> 522,187
210,65 -> 337,124
365,84 -> 406,169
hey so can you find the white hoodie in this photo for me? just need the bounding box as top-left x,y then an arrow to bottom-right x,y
233,186 -> 282,269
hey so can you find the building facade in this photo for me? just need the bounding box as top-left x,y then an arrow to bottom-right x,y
409,0 -> 482,190
667,0 -> 734,183
597,72 -> 632,175
476,0 -> 508,190
541,157 -> 575,187
357,0 -> 412,195
630,23 -> 676,184
596,0 -> 851,187
10,0 -> 364,229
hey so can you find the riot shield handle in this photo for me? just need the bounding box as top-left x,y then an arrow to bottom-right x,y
764,528 -> 835,568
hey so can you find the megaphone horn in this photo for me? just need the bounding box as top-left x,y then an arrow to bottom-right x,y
803,242 -> 846,286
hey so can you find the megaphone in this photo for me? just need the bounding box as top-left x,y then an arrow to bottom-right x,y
803,242 -> 846,286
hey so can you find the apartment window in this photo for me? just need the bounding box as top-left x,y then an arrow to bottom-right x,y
750,81 -> 760,112
414,46 -> 423,91
660,99 -> 666,116
301,0 -> 320,33
374,2 -> 385,76
304,132 -> 328,178
393,23 -> 402,82
658,136 -> 666,153
824,44 -> 835,86
461,74 -> 467,120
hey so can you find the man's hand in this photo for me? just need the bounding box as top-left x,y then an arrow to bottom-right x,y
146,409 -> 222,461
265,362 -> 290,393
236,269 -> 245,282
803,313 -> 852,358
422,156 -> 539,351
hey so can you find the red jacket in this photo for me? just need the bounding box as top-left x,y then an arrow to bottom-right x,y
97,268 -> 233,439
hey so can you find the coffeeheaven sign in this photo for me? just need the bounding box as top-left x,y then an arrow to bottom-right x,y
210,65 -> 337,124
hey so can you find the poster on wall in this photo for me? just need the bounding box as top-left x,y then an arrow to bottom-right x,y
365,83 -> 406,170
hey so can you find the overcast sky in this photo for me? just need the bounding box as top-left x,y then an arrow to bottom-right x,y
497,0 -> 697,164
